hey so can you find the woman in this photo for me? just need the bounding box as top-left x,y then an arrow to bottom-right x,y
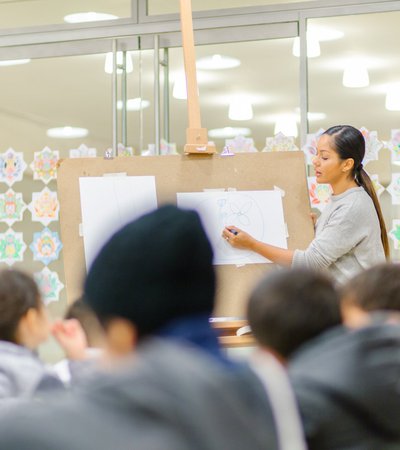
222,125 -> 389,283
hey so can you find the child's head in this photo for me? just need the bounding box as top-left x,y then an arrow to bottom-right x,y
341,263 -> 400,328
248,268 -> 341,360
0,269 -> 50,349
65,298 -> 105,348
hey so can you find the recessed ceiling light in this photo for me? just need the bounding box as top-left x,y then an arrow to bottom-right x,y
104,51 -> 133,74
0,59 -> 30,66
343,62 -> 369,88
196,54 -> 241,70
307,112 -> 327,121
308,26 -> 344,42
47,126 -> 89,139
209,127 -> 251,139
64,12 -> 118,23
172,72 -> 187,99
274,115 -> 298,138
386,83 -> 400,111
228,96 -> 253,121
292,34 -> 321,58
117,98 -> 150,111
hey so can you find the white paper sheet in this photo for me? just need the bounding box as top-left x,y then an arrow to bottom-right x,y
177,190 -> 287,265
79,176 -> 158,270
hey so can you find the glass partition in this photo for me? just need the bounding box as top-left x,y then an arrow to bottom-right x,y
148,0 -> 317,15
0,0 -> 131,29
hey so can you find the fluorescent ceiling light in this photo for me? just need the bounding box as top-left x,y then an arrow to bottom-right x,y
0,59 -> 30,66
104,52 -> 133,74
307,112 -> 327,121
209,127 -> 251,139
386,83 -> 400,111
117,98 -> 150,111
47,126 -> 89,139
228,96 -> 253,121
274,115 -> 298,138
196,54 -> 241,70
292,34 -> 321,58
64,12 -> 118,23
173,72 -> 187,99
343,62 -> 369,88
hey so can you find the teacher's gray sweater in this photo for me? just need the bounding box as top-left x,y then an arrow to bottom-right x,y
292,187 -> 385,283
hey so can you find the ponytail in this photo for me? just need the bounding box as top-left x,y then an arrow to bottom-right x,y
356,167 -> 390,260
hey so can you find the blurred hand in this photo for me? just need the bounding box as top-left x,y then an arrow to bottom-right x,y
52,319 -> 88,360
221,226 -> 257,250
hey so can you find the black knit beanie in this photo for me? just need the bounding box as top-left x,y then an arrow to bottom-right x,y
84,205 -> 215,337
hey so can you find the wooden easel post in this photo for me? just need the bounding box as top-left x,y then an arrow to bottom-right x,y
179,0 -> 216,154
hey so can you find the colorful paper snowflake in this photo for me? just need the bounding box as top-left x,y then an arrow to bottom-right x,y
302,128 -> 325,165
30,147 -> 59,184
389,220 -> 400,250
225,135 -> 258,153
34,267 -> 64,305
30,228 -> 63,265
117,143 -> 134,157
386,174 -> 400,205
388,129 -> 400,164
0,148 -> 27,186
308,176 -> 332,212
370,174 -> 385,197
359,127 -> 383,166
0,229 -> 26,266
263,132 -> 299,152
29,187 -> 60,226
0,189 -> 27,226
69,144 -> 97,158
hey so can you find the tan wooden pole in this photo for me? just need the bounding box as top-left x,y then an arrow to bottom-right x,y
179,0 -> 216,154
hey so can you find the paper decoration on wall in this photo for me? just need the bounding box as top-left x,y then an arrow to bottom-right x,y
30,228 -> 63,265
0,148 -> 27,186
359,127 -> 383,166
177,190 -> 287,265
302,128 -> 325,165
307,177 -> 332,212
370,174 -> 385,197
117,143 -> 134,157
0,228 -> 26,266
30,147 -> 59,184
79,176 -> 158,270
69,144 -> 97,158
225,135 -> 257,153
386,174 -> 400,205
389,220 -> 400,250
388,129 -> 400,164
29,187 -> 60,225
34,267 -> 64,305
141,140 -> 178,156
0,189 -> 27,226
263,132 -> 299,152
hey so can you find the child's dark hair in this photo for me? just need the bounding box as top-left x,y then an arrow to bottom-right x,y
341,263 -> 400,312
248,268 -> 341,358
323,125 -> 389,259
0,269 -> 41,343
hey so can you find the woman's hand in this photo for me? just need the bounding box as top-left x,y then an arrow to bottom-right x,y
221,226 -> 257,250
52,319 -> 88,360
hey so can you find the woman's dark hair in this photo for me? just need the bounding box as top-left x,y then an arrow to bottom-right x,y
324,125 -> 390,259
0,269 -> 41,343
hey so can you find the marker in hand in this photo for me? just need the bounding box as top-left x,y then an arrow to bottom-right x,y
228,228 -> 238,235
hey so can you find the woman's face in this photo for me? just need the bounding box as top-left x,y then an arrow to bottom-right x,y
313,134 -> 352,185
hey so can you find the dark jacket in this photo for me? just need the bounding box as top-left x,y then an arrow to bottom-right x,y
289,324 -> 400,450
0,339 -> 279,450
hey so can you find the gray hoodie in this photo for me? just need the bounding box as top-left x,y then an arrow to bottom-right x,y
0,340 -> 62,401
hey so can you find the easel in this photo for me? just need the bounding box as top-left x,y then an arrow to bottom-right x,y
180,0 -> 216,154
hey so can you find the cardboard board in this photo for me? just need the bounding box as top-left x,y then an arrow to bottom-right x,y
57,152 -> 314,317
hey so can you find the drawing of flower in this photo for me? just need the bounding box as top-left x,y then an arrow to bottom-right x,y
0,148 -> 27,186
302,129 -> 325,165
388,129 -> 400,164
0,229 -> 26,266
263,132 -> 299,152
30,147 -> 59,184
359,127 -> 383,166
0,189 -> 27,226
30,228 -> 63,265
225,135 -> 257,153
370,174 -> 385,197
308,177 -> 332,212
386,174 -> 400,205
34,267 -> 64,305
29,187 -> 60,225
389,220 -> 400,250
